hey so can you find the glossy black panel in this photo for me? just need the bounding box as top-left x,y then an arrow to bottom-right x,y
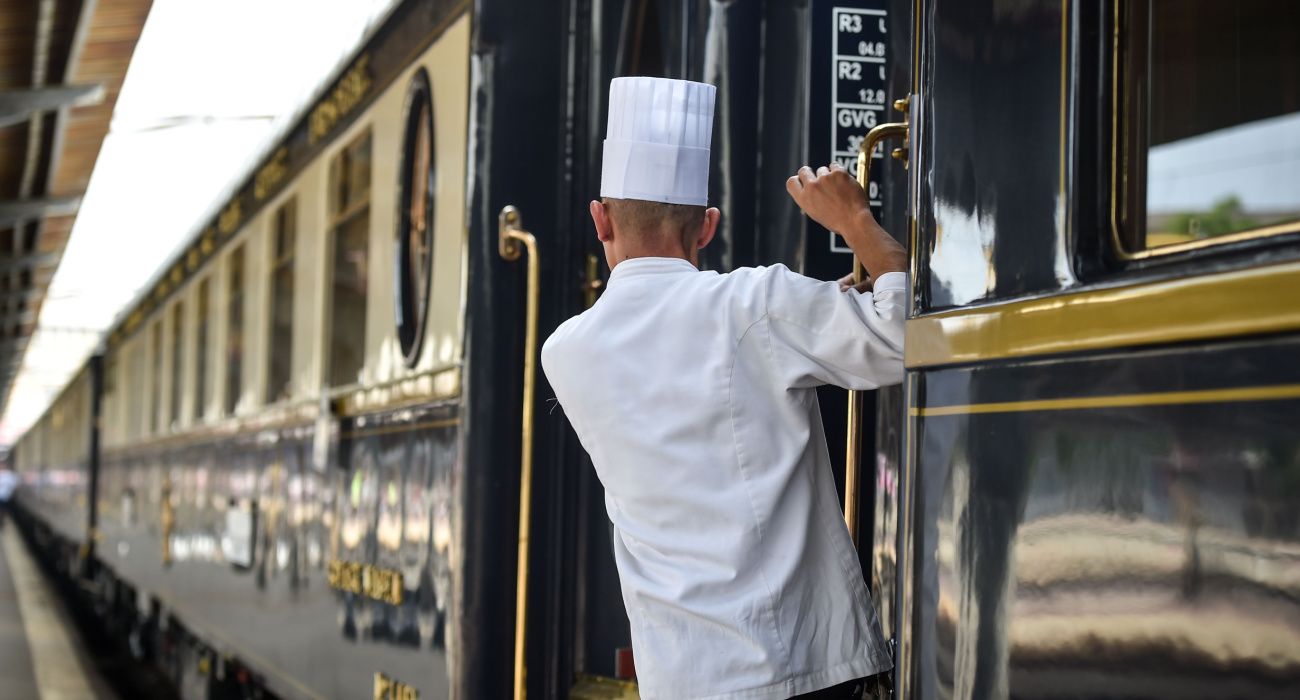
465,0 -> 573,696
909,335 -> 1300,698
917,0 -> 1071,310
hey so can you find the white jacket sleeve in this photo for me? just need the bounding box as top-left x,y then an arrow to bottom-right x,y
763,265 -> 907,390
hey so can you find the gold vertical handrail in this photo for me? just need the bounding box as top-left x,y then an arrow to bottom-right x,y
582,253 -> 604,309
844,107 -> 909,544
500,205 -> 540,700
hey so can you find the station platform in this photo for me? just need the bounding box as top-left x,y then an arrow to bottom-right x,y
0,519 -> 116,699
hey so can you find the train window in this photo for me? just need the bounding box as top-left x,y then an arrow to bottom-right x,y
226,244 -> 246,416
395,71 -> 435,366
151,321 -> 163,434
195,277 -> 210,421
328,131 -> 371,388
170,301 -> 184,427
267,199 -> 296,402
1114,1 -> 1300,256
130,336 -> 146,438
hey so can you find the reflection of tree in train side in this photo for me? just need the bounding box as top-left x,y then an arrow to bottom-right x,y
404,435 -> 449,649
337,446 -> 378,639
1165,196 -> 1258,241
870,384 -> 904,641
1049,421 -> 1156,518
427,431 -> 456,650
329,427 -> 455,650
953,412 -> 1032,700
374,437 -> 411,643
929,405 -> 1300,698
254,442 -> 298,590
305,451 -> 331,576
1243,441 -> 1300,539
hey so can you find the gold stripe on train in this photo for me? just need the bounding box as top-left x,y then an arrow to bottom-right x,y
904,260 -> 1300,368
912,383 -> 1300,418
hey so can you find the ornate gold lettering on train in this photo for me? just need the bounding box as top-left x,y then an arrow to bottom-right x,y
254,147 -> 290,201
218,199 -> 243,236
326,559 -> 404,605
309,54 -> 373,145
373,671 -> 419,700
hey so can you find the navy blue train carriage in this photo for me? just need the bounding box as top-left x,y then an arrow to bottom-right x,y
10,0 -> 1300,698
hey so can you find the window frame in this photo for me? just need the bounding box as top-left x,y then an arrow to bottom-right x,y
170,300 -> 184,427
225,244 -> 247,417
266,198 -> 297,403
1108,0 -> 1300,261
194,276 -> 211,423
326,130 -> 373,389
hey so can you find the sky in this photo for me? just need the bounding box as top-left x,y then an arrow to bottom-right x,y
0,0 -> 400,443
1147,111 -> 1300,215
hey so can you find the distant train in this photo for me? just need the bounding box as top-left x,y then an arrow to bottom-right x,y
11,1 -> 1300,699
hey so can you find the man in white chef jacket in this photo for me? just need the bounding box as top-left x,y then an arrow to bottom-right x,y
542,77 -> 907,700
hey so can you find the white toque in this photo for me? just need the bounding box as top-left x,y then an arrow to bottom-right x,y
600,77 -> 717,207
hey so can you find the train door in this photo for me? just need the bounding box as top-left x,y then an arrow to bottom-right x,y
496,1 -> 918,698
537,5 -> 693,697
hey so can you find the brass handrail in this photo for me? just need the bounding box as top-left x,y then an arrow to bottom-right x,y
844,102 -> 909,544
500,205 -> 540,700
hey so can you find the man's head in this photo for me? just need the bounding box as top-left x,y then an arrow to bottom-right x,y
597,77 -> 718,268
590,197 -> 720,268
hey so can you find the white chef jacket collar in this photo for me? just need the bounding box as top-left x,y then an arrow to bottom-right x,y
607,256 -> 698,285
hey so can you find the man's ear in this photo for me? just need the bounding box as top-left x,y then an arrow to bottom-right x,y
696,207 -> 721,249
590,200 -> 614,243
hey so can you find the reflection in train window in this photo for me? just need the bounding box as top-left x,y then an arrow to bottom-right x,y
396,71 -> 435,365
1115,0 -> 1300,254
339,447 -> 376,555
267,199 -> 296,402
226,245 -> 247,416
376,442 -> 403,554
328,131 -> 371,388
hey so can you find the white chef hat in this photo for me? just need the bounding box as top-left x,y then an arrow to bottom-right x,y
600,77 -> 717,207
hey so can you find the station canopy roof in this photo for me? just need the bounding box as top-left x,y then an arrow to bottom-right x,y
0,0 -> 153,408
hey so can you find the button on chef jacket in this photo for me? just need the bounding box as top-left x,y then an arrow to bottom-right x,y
541,257 -> 904,700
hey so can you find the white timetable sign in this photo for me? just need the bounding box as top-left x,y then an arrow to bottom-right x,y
808,0 -> 891,258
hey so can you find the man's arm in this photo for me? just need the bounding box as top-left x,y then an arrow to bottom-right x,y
763,265 -> 905,390
785,163 -> 907,281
